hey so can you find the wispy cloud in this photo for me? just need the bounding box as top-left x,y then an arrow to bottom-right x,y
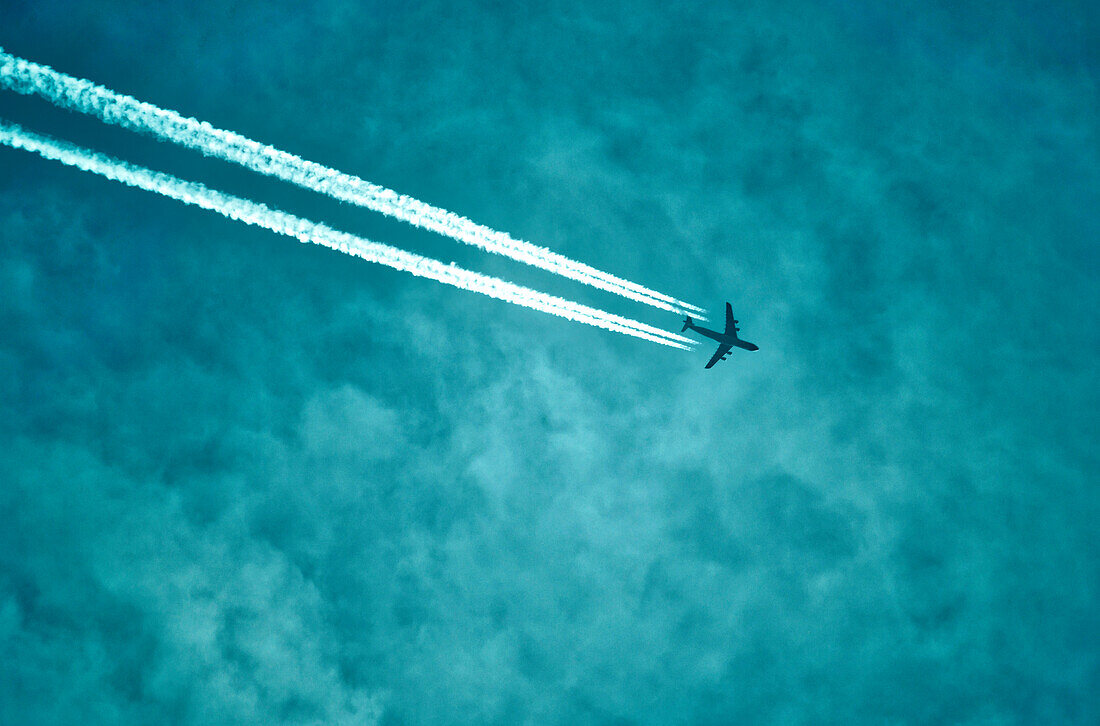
0,48 -> 705,319
0,121 -> 695,349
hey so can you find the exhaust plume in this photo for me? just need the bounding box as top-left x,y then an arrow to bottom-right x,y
0,48 -> 707,319
0,121 -> 695,349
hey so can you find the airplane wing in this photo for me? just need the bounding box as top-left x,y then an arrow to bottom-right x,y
705,343 -> 733,369
724,302 -> 740,335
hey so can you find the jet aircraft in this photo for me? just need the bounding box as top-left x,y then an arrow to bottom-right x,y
682,302 -> 759,368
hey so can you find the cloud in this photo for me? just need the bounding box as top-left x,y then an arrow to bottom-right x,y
0,437 -> 383,725
1,0 -> 1096,723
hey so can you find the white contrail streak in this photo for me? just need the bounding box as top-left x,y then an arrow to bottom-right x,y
0,122 -> 695,349
0,48 -> 707,319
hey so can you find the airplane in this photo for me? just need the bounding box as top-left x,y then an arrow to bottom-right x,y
682,302 -> 759,368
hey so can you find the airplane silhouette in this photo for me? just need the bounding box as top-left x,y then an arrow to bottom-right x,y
682,303 -> 758,368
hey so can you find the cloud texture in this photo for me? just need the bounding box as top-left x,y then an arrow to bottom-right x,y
1,0 -> 1097,723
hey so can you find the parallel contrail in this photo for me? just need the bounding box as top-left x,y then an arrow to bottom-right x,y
0,122 -> 695,349
0,48 -> 707,319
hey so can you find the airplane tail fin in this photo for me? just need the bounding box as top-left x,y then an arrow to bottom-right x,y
681,316 -> 693,332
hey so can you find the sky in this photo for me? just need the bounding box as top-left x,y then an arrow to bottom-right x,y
1,1 -> 1097,723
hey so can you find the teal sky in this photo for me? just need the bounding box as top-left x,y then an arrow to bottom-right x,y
1,1 -> 1097,723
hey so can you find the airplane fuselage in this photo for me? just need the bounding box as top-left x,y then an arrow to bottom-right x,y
687,324 -> 759,351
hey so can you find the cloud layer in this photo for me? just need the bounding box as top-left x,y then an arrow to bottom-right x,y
1,1 -> 1097,723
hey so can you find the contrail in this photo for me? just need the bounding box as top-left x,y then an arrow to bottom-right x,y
0,121 -> 695,349
0,48 -> 707,319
